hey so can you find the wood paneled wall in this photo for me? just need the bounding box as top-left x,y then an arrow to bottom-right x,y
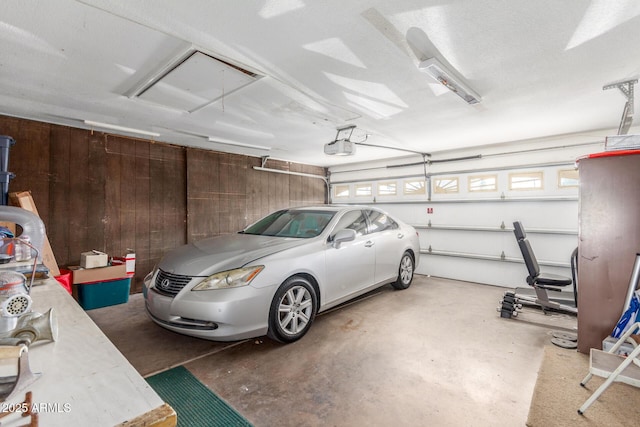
186,149 -> 326,242
0,115 -> 326,293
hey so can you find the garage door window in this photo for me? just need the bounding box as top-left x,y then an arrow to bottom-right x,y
434,177 -> 459,194
378,181 -> 397,196
403,179 -> 426,196
558,169 -> 579,188
334,184 -> 350,198
469,175 -> 497,192
509,171 -> 543,190
355,183 -> 372,197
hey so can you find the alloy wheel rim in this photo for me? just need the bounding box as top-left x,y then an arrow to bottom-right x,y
278,285 -> 313,335
400,256 -> 413,284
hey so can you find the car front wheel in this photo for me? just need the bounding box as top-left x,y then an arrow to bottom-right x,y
267,276 -> 317,343
392,252 -> 414,290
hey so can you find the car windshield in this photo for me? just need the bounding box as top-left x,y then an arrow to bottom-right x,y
242,210 -> 335,238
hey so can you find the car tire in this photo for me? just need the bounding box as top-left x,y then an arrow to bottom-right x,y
392,251 -> 414,290
267,276 -> 318,343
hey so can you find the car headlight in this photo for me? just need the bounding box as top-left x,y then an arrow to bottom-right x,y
144,267 -> 156,286
191,266 -> 264,291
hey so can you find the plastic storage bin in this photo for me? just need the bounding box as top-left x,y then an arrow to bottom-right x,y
77,277 -> 130,310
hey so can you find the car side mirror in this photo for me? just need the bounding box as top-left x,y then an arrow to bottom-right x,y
331,229 -> 356,248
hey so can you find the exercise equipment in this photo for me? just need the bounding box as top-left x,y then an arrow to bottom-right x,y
499,221 -> 577,318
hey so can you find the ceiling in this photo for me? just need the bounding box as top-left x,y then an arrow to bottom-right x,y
1,0 -> 639,167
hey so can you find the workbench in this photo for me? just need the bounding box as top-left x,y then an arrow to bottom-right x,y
0,278 -> 175,426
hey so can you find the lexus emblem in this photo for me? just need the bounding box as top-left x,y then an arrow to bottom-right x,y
159,278 -> 171,289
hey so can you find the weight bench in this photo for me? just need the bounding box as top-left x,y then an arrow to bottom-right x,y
499,221 -> 577,319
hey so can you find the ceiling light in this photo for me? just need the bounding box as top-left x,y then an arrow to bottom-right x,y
207,137 -> 271,151
418,58 -> 481,105
83,120 -> 160,137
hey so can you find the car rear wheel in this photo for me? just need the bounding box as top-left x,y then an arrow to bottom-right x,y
392,252 -> 414,290
268,276 -> 317,343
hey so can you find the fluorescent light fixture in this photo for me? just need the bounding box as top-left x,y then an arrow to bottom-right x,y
418,58 -> 481,105
207,137 -> 271,151
84,120 -> 160,137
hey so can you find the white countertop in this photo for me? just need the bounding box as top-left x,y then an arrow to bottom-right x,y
1,278 -> 167,426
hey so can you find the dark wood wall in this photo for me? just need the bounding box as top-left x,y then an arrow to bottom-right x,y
0,115 -> 326,292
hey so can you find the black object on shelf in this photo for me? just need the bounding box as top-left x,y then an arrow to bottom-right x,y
0,136 -> 16,206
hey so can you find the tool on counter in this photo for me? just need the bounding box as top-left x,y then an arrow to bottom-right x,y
0,308 -> 57,403
0,345 -> 39,403
0,309 -> 58,346
0,207 -> 57,404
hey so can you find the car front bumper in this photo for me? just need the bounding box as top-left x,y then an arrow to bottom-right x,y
143,275 -> 275,341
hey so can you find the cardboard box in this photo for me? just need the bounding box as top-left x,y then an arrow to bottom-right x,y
112,252 -> 136,276
81,251 -> 108,269
71,264 -> 127,284
77,277 -> 130,310
8,191 -> 60,277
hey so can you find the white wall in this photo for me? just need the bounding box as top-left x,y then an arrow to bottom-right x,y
327,129 -> 617,288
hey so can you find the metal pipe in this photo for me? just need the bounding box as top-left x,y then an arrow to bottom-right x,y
252,166 -> 330,201
388,154 -> 482,168
330,140 -> 602,175
413,224 -> 578,235
330,160 -> 576,185
339,196 -> 578,204
481,140 -> 602,159
354,141 -> 430,157
420,249 -> 571,268
253,166 -> 327,182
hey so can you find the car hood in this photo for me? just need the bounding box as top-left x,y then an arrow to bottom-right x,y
158,233 -> 309,276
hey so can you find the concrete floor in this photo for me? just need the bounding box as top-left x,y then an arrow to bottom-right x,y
88,276 -> 577,427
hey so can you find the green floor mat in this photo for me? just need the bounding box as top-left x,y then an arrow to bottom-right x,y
146,365 -> 253,427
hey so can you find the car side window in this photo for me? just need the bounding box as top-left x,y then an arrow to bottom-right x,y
331,210 -> 368,237
365,210 -> 398,233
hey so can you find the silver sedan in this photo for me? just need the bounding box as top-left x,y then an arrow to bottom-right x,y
143,205 -> 420,343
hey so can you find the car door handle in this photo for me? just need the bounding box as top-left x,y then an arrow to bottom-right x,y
365,241 -> 374,248
397,233 -> 404,239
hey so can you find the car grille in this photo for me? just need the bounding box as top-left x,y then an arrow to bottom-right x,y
154,270 -> 193,297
